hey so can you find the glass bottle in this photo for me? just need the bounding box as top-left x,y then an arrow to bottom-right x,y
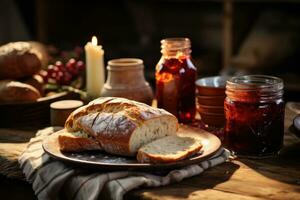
156,38 -> 197,123
224,75 -> 285,157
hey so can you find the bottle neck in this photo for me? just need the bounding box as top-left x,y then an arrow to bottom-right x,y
161,38 -> 191,58
226,75 -> 284,103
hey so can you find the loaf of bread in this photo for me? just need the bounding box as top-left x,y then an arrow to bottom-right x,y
0,80 -> 41,102
28,41 -> 49,68
23,74 -> 45,96
0,42 -> 42,79
62,97 -> 178,156
137,136 -> 202,163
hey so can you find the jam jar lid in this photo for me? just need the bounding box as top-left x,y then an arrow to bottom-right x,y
226,75 -> 284,102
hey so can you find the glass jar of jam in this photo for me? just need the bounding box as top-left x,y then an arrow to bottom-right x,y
156,38 -> 197,123
224,75 -> 285,157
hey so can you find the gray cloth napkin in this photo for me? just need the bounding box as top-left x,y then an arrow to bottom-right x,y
18,127 -> 230,200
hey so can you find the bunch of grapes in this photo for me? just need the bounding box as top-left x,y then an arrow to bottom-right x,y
40,58 -> 85,85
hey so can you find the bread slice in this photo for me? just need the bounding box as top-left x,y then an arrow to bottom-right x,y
58,131 -> 102,152
137,136 -> 202,163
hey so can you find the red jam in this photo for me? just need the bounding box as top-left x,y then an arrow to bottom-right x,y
156,56 -> 196,123
224,75 -> 285,157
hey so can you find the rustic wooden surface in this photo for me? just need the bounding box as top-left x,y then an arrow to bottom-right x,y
0,102 -> 299,200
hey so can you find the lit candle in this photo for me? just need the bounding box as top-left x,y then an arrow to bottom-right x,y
84,36 -> 105,99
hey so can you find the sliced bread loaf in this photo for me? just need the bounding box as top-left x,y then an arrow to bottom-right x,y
63,97 -> 178,156
137,135 -> 202,163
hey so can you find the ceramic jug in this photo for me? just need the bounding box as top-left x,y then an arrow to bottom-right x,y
101,58 -> 153,105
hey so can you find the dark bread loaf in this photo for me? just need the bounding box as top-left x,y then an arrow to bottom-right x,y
23,74 -> 45,96
0,42 -> 42,79
0,80 -> 41,102
28,41 -> 49,68
63,97 -> 178,156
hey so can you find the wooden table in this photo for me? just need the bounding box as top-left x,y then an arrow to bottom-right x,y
0,102 -> 299,200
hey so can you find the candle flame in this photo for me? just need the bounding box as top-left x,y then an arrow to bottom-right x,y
91,36 -> 98,46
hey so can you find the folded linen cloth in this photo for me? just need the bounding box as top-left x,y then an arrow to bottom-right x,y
18,127 -> 230,200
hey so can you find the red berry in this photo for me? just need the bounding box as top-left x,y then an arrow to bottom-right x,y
66,58 -> 79,75
59,67 -> 67,75
39,70 -> 48,82
55,71 -> 64,83
47,64 -> 54,70
67,58 -> 76,67
50,72 -> 57,78
48,65 -> 60,73
62,71 -> 72,85
54,66 -> 60,72
55,61 -> 64,69
47,70 -> 57,83
76,60 -> 85,71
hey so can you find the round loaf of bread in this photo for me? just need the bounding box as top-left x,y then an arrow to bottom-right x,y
65,97 -> 178,156
0,80 -> 41,102
0,42 -> 42,79
23,74 -> 45,96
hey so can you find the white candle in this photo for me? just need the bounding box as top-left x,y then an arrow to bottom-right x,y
84,36 -> 105,99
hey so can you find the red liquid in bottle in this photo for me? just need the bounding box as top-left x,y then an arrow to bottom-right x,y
156,56 -> 196,123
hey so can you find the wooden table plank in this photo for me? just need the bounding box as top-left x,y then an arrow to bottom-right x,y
127,184 -> 266,200
126,158 -> 300,200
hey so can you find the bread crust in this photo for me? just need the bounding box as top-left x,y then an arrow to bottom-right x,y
77,112 -> 137,156
0,80 -> 41,102
64,97 -> 177,156
0,42 -> 42,79
58,134 -> 102,152
23,74 -> 45,96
